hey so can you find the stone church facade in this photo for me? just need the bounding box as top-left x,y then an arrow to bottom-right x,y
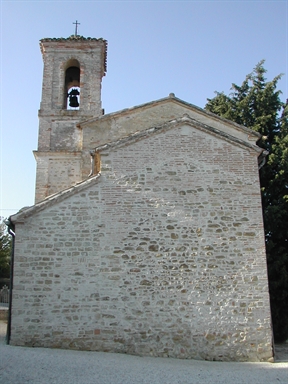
8,36 -> 274,361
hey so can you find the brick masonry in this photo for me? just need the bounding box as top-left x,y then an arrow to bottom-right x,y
11,122 -> 273,361
34,37 -> 107,202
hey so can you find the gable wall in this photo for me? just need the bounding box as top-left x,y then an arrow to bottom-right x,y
11,124 -> 273,361
82,100 -> 256,152
81,102 -> 195,177
80,100 -> 258,178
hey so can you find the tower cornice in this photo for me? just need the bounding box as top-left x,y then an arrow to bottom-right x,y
39,36 -> 107,73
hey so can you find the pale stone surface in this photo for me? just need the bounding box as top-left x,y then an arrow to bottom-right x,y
10,35 -> 273,362
11,122 -> 273,361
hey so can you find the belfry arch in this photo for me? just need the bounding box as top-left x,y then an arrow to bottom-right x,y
64,59 -> 80,109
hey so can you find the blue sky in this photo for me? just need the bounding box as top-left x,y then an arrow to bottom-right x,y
1,0 -> 287,219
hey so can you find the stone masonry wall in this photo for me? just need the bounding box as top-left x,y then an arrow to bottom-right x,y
34,152 -> 82,202
11,124 -> 273,361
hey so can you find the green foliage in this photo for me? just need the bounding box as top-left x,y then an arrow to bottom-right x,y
0,219 -> 11,279
205,61 -> 288,342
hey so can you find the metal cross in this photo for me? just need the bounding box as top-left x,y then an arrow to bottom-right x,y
73,20 -> 80,36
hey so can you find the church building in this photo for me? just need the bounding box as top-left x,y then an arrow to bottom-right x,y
8,35 -> 274,362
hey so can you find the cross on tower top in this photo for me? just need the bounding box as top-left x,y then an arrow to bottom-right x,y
73,20 -> 80,36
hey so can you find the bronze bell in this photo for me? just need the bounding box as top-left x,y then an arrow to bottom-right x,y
68,88 -> 80,108
69,95 -> 79,108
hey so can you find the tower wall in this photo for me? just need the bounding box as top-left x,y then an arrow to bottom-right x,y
34,37 -> 107,202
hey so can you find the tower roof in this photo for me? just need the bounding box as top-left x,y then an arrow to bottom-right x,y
40,35 -> 107,42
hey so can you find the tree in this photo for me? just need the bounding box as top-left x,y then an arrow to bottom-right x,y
205,61 -> 288,342
0,219 -> 11,280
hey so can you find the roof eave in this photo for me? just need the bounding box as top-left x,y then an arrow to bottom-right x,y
10,173 -> 101,223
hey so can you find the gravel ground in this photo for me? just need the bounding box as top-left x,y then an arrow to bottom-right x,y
0,320 -> 287,384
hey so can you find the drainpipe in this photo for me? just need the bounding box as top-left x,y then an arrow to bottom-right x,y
4,218 -> 15,345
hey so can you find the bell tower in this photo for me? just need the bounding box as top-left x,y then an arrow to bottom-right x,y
34,35 -> 107,203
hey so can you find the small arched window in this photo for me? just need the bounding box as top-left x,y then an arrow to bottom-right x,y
64,60 -> 80,110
